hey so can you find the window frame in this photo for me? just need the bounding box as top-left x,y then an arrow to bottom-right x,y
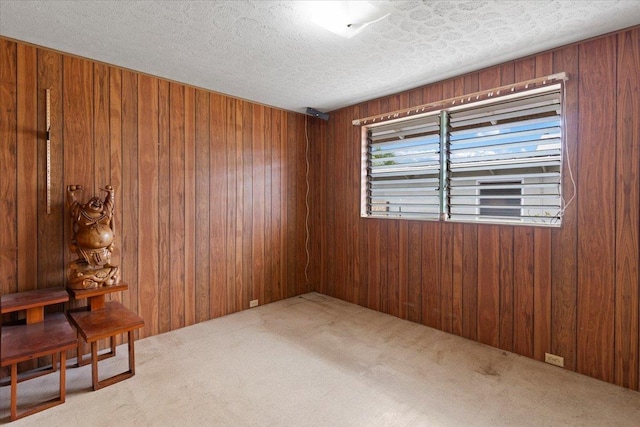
360,82 -> 565,227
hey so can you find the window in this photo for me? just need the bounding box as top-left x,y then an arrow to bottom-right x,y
362,82 -> 564,226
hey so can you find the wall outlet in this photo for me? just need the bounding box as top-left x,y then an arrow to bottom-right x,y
249,299 -> 259,308
545,352 -> 564,367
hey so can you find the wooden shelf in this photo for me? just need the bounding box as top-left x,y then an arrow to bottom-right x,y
67,283 -> 128,311
1,287 -> 68,324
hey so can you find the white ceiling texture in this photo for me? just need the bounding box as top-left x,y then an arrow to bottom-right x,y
1,1 -> 639,115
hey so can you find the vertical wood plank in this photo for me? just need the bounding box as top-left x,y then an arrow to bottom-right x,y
551,44 -> 579,371
533,228 -> 552,361
169,82 -> 186,330
242,101 -> 253,306
269,109 -> 283,303
195,89 -> 210,322
615,28 -> 640,390
108,66 -> 123,313
137,74 -> 159,338
184,86 -> 196,327
120,70 -> 138,325
209,92 -> 226,317
0,39 -> 17,298
576,36 -> 617,383
252,104 -> 265,305
225,97 -> 237,315
37,49 -> 65,290
16,44 -> 38,292
513,227 -> 534,357
498,227 -> 514,352
157,79 -> 171,333
93,63 -> 110,190
477,225 -> 500,348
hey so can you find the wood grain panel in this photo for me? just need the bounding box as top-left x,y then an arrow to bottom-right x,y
169,82 -> 186,330
157,79 -> 171,333
225,97 -> 238,314
0,38 -> 17,297
615,28 -> 640,390
108,66 -> 123,310
16,44 -> 38,292
37,49 -> 65,290
183,87 -> 196,327
477,225 -> 500,348
533,228 -> 552,361
513,227 -> 534,357
194,90 -> 208,320
241,101 -> 253,307
137,74 -> 159,338
120,70 -> 138,322
207,91 -> 223,316
498,227 -> 514,352
550,44 -> 579,371
93,63 -> 110,189
576,36 -> 617,383
252,104 -> 265,305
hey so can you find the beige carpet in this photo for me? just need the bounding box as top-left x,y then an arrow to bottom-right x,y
2,292 -> 640,426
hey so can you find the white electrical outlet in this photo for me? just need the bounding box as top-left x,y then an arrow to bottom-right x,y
250,299 -> 259,308
545,352 -> 564,367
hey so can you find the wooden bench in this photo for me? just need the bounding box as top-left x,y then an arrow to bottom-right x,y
66,284 -> 144,390
1,288 -> 77,421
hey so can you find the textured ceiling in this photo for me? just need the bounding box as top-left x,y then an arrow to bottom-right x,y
1,1 -> 639,114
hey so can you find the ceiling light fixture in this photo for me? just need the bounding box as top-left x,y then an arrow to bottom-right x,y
307,1 -> 390,39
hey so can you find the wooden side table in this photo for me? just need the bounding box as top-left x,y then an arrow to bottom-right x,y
67,283 -> 129,366
1,288 -> 77,421
66,284 -> 144,390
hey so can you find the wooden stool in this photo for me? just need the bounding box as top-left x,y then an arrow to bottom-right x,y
67,301 -> 144,390
1,289 -> 77,421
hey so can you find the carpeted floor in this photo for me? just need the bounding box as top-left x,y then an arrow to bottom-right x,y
2,292 -> 640,426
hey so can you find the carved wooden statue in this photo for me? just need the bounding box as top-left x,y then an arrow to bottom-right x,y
66,184 -> 120,289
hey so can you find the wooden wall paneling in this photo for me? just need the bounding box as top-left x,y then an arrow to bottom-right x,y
0,38 -> 17,297
184,86 -> 196,327
311,111 -> 326,296
296,114 -> 308,296
461,223 -> 478,341
16,44 -> 38,293
136,74 -> 159,338
269,109 -> 284,302
550,44 -> 579,371
497,63 -> 515,352
615,27 -> 640,390
108,66 -> 123,311
533,228 -> 552,361
252,104 -> 265,305
363,99 -> 381,311
157,79 -> 171,333
510,57 -> 536,358
346,108 -> 358,305
350,107 -> 364,307
498,227 -> 514,352
406,219 -> 422,323
120,70 -> 138,328
531,53 -> 554,362
207,92 -> 223,318
224,98 -> 237,314
194,89 -> 211,322
93,63 -> 110,190
263,108 -> 273,304
37,49 -> 65,290
233,100 -> 246,310
423,221 -> 442,330
169,82 -> 186,330
460,73 -> 479,342
477,225 -> 500,348
513,227 -> 534,357
332,109 -> 347,301
577,35 -> 617,383
476,68 -> 502,347
63,56 -> 94,288
242,101 -> 253,307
